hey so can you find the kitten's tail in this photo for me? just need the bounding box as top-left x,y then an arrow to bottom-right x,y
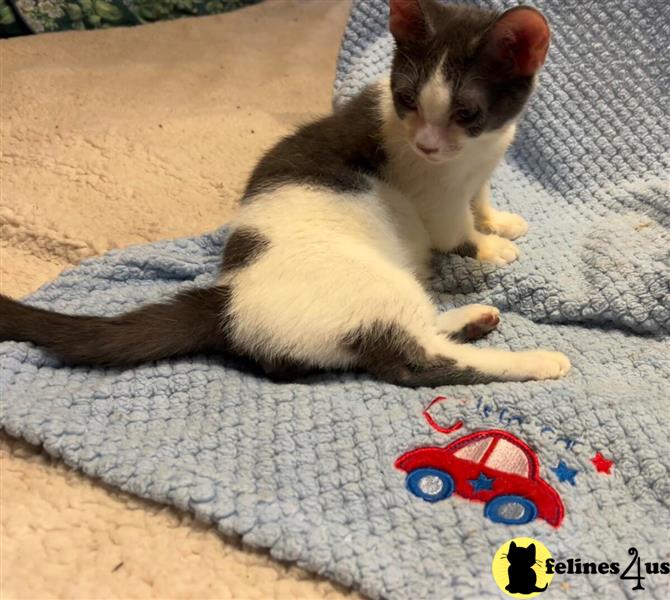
0,287 -> 232,367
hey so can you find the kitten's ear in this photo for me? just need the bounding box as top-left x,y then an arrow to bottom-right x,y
528,544 -> 536,556
509,541 -> 517,550
484,7 -> 551,77
389,0 -> 432,44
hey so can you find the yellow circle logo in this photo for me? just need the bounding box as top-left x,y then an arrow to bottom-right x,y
492,537 -> 554,597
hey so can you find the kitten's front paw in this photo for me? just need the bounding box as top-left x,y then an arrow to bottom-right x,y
476,234 -> 519,266
489,211 -> 528,240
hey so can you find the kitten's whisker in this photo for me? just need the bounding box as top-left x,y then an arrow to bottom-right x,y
396,51 -> 420,81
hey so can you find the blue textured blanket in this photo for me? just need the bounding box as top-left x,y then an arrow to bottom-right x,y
2,0 -> 669,597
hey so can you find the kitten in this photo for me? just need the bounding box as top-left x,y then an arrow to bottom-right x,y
505,541 -> 548,594
0,0 -> 570,387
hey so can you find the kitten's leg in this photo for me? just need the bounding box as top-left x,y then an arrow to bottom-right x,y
427,199 -> 520,266
436,304 -> 500,342
437,338 -> 571,383
354,327 -> 570,387
472,182 -> 528,240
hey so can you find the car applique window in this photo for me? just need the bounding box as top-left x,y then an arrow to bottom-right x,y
453,437 -> 492,462
485,439 -> 531,478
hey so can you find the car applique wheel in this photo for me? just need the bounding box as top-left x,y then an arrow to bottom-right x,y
406,468 -> 455,503
484,495 -> 538,525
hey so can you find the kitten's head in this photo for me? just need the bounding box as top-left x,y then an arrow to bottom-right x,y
506,541 -> 537,566
389,0 -> 550,163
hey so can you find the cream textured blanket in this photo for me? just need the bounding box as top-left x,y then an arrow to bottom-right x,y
0,2 -> 359,597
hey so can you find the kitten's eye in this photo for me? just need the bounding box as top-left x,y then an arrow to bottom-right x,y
454,107 -> 481,125
396,92 -> 417,112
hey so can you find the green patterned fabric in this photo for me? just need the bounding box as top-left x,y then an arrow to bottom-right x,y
1,0 -> 261,36
1,0 -> 30,36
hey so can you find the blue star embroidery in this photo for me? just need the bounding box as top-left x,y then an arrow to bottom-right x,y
469,472 -> 494,492
552,460 -> 579,486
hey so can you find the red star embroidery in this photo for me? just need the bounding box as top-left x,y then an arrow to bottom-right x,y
591,452 -> 614,474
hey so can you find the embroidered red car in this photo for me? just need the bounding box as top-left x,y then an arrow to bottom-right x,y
395,429 -> 564,527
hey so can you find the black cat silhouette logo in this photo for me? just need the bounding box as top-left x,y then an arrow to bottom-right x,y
492,537 -> 554,597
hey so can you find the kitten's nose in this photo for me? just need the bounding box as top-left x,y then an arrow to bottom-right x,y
416,143 -> 439,156
415,123 -> 442,157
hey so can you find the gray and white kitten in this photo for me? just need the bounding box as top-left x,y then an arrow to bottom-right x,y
0,0 -> 570,387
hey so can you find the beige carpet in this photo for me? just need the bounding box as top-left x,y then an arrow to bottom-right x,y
0,1 -> 363,597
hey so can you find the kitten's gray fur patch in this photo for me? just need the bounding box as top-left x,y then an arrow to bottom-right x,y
452,241 -> 478,258
221,227 -> 270,271
257,356 -> 311,382
343,321 -> 490,387
447,323 -> 492,344
243,86 -> 387,199
448,327 -> 477,344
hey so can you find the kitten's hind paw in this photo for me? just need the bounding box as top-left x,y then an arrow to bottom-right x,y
438,304 -> 500,342
517,350 -> 571,380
